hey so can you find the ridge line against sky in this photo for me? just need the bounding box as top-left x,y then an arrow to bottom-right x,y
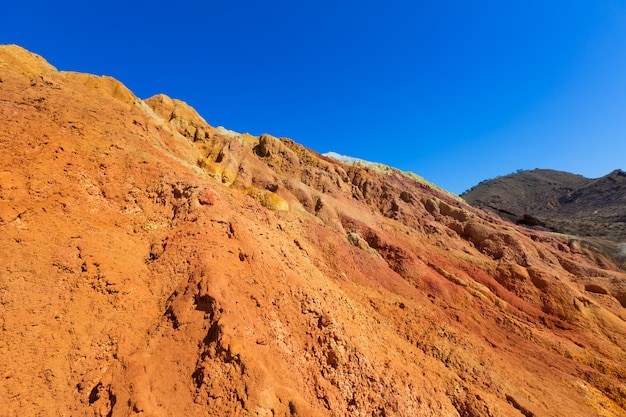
2,1 -> 626,194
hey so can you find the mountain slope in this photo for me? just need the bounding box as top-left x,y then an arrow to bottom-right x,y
2,45 -> 626,417
462,168 -> 626,242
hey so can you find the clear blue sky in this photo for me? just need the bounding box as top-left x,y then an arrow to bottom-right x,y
3,1 -> 626,194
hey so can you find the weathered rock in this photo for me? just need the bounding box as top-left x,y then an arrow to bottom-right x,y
2,45 -> 626,417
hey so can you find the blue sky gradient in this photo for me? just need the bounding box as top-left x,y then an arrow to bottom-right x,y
3,1 -> 626,193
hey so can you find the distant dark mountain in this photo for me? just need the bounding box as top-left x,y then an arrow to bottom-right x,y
461,168 -> 626,242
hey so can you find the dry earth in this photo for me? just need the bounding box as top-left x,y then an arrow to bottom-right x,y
461,168 -> 626,243
1,45 -> 626,416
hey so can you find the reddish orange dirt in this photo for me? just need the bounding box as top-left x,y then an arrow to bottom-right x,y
1,44 -> 626,416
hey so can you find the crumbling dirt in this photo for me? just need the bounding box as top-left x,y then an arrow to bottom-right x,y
1,44 -> 626,416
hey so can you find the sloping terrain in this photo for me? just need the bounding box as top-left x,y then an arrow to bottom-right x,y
1,45 -> 626,416
461,168 -> 626,243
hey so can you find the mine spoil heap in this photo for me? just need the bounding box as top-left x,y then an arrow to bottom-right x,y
1,45 -> 626,417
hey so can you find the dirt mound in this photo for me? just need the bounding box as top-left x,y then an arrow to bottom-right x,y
2,45 -> 626,416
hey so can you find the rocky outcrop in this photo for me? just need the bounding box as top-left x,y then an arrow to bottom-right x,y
2,45 -> 626,417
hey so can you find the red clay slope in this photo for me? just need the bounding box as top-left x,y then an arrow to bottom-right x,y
1,44 -> 626,416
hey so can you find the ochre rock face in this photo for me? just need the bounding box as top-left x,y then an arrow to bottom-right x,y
1,44 -> 626,417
